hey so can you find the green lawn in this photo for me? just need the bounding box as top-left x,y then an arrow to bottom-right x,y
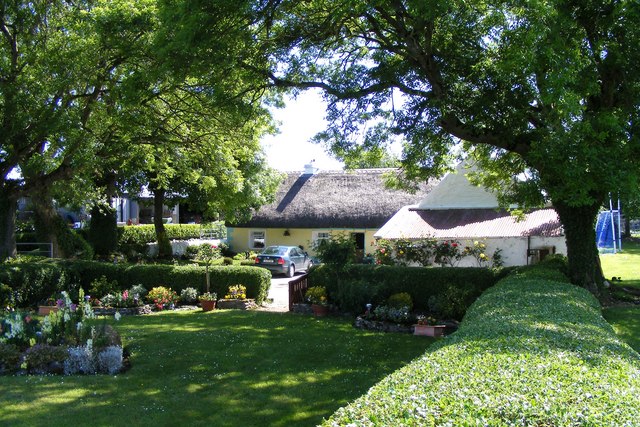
0,310 -> 432,427
601,239 -> 640,352
600,239 -> 640,290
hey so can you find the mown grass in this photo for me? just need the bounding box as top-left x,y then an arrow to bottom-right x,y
0,310 -> 432,427
600,239 -> 640,290
601,238 -> 640,353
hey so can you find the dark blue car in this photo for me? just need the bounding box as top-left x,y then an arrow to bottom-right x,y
254,245 -> 314,277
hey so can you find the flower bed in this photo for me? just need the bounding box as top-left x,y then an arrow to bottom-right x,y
0,291 -> 125,376
323,267 -> 640,426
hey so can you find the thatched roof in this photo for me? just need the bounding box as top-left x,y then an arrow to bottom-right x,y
375,206 -> 563,240
230,169 -> 434,229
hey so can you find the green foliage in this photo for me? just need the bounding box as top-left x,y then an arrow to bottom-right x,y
23,344 -> 68,374
0,343 -> 21,374
195,243 -> 222,265
312,234 -> 357,266
305,286 -> 328,305
0,262 -> 72,308
386,292 -> 413,311
88,204 -> 119,258
310,264 -> 509,317
324,269 -> 640,426
371,305 -> 411,324
118,223 -> 227,255
89,275 -> 119,299
0,260 -> 271,307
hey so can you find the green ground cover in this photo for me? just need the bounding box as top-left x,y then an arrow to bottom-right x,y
0,310 -> 432,427
323,268 -> 640,426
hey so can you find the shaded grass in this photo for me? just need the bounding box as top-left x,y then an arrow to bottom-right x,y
603,306 -> 640,353
0,310 -> 432,427
600,238 -> 640,352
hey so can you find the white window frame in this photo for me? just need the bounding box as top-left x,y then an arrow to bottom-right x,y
312,230 -> 331,246
249,230 -> 266,250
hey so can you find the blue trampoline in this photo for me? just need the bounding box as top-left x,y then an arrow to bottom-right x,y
596,199 -> 622,253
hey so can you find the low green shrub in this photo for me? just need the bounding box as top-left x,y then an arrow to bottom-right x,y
387,292 -> 413,311
0,260 -> 271,307
323,268 -> 640,426
0,262 -> 73,308
310,264 -> 510,317
118,222 -> 227,253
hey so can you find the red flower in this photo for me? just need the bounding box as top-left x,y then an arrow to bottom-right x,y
452,243 -> 458,247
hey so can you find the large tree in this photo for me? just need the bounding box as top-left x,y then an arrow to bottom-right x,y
0,0 -> 156,260
258,0 -> 640,295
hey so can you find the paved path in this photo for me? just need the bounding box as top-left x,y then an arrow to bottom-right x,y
260,274 -> 298,312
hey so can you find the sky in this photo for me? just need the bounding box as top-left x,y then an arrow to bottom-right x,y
261,89 -> 345,172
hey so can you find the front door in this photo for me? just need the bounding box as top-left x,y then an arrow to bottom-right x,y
351,232 -> 365,261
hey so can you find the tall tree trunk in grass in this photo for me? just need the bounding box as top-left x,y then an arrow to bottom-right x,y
152,186 -> 172,259
554,201 -> 605,296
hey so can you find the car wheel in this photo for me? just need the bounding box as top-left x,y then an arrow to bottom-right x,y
287,264 -> 295,278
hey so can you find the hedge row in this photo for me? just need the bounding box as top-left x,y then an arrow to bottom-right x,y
118,222 -> 226,249
309,264 -> 512,317
323,268 -> 640,426
0,260 -> 271,307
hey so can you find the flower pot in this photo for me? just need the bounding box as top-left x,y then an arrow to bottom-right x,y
311,304 -> 329,317
38,306 -> 59,316
200,300 -> 217,312
413,324 -> 446,337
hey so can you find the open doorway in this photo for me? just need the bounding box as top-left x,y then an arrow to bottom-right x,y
351,232 -> 365,261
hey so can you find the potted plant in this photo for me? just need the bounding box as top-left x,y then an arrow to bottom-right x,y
413,315 -> 446,337
217,285 -> 256,310
195,244 -> 221,296
199,292 -> 217,312
305,286 -> 329,317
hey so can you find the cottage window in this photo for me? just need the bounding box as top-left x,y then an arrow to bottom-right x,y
312,231 -> 331,246
250,230 -> 266,249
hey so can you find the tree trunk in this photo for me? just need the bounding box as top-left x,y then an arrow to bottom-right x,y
152,187 -> 172,259
623,215 -> 631,239
0,187 -> 18,261
554,200 -> 605,297
32,195 -> 63,258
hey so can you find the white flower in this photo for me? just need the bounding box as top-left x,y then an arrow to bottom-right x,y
114,311 -> 121,321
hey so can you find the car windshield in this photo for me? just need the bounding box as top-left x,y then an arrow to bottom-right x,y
263,246 -> 288,255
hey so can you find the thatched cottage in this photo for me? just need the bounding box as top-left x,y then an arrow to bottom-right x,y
375,163 -> 567,266
227,166 -> 434,257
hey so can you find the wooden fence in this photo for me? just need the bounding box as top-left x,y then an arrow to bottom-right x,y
288,273 -> 309,311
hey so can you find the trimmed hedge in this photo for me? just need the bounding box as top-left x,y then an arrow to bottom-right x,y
118,222 -> 226,249
309,264 -> 511,317
323,268 -> 640,426
0,261 -> 271,306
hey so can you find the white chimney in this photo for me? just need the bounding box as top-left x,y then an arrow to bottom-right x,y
303,160 -> 317,175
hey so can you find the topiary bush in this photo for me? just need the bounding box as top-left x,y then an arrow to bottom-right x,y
323,267 -> 640,426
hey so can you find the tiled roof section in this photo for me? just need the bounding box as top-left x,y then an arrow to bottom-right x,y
375,206 -> 564,239
230,169 -> 435,229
